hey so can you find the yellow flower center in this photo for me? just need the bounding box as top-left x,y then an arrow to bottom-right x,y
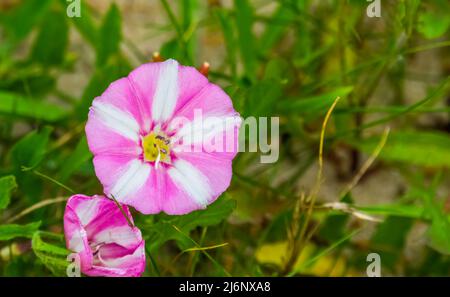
142,132 -> 171,164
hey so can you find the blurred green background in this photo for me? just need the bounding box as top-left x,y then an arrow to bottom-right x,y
0,0 -> 450,276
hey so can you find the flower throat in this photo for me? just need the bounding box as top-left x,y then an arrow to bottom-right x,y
142,132 -> 171,165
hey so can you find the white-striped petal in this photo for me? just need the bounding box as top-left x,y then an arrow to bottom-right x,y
68,230 -> 87,253
76,199 -> 100,226
152,59 -> 179,123
110,160 -> 150,200
91,101 -> 140,142
172,115 -> 241,149
96,243 -> 144,269
168,159 -> 212,207
93,225 -> 140,247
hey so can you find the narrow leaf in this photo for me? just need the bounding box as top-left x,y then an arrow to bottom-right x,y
0,175 -> 17,210
0,222 -> 41,241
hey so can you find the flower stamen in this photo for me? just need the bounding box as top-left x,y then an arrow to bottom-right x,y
142,132 -> 171,165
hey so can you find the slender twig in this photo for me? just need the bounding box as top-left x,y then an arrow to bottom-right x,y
340,127 -> 390,198
163,241 -> 229,276
283,97 -> 340,275
6,197 -> 68,223
159,0 -> 183,38
110,194 -> 134,228
172,225 -> 231,277
49,123 -> 84,152
23,169 -> 75,194
187,226 -> 208,276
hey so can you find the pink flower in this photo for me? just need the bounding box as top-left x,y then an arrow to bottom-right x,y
85,59 -> 241,215
63,194 -> 146,277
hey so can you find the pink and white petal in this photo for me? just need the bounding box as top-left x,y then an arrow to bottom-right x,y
161,172 -> 203,215
122,168 -> 164,214
93,77 -> 145,128
151,59 -> 179,124
161,159 -> 218,215
85,109 -> 141,156
92,155 -> 150,203
68,195 -> 105,226
88,100 -> 141,143
176,153 -> 233,199
127,63 -> 160,132
107,159 -> 151,204
64,195 -> 145,277
171,115 -> 241,160
82,198 -> 137,247
64,195 -> 94,271
92,154 -> 135,196
170,83 -> 239,123
128,59 -> 210,129
90,225 -> 142,250
171,153 -> 232,208
128,60 -> 181,130
95,243 -> 131,260
170,65 -> 209,118
86,241 -> 146,277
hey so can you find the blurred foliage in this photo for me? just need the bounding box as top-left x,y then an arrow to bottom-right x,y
0,0 -> 450,276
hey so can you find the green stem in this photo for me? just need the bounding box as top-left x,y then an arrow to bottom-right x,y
110,194 -> 134,228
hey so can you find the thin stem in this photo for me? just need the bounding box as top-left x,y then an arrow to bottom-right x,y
172,225 -> 231,277
283,97 -> 340,275
160,0 -> 183,38
49,123 -> 84,152
28,169 -> 75,194
340,127 -> 390,198
110,194 -> 134,228
188,226 -> 207,276
6,197 -> 68,223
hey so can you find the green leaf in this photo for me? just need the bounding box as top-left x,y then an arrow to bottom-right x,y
10,126 -> 53,170
417,6 -> 450,39
144,196 -> 236,251
0,91 -> 68,122
319,194 -> 353,242
234,0 -> 257,80
0,68 -> 56,97
0,175 -> 17,210
32,231 -> 70,276
244,80 -> 282,117
174,196 -> 236,231
59,137 -> 92,182
0,222 -> 41,241
215,8 -> 238,77
32,232 -> 69,257
96,4 -> 122,66
259,3 -> 295,56
263,58 -> 292,82
278,86 -> 353,114
372,217 -> 413,248
422,190 -> 450,255
350,131 -> 450,168
160,38 -> 183,62
180,0 -> 199,64
356,204 -> 427,220
30,9 -> 68,66
1,0 -> 52,41
371,217 -> 413,268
